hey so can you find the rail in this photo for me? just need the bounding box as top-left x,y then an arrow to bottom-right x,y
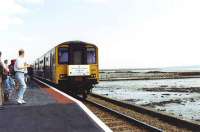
85,98 -> 163,132
90,93 -> 200,131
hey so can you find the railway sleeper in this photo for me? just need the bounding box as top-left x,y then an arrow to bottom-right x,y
104,121 -> 124,125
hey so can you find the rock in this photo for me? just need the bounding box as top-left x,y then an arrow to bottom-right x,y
160,85 -> 168,88
159,109 -> 166,111
195,119 -> 200,122
190,98 -> 195,102
162,94 -> 170,96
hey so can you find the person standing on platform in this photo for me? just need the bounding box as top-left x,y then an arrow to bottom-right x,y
0,53 -> 9,77
14,49 -> 29,104
27,66 -> 33,85
8,60 -> 16,91
0,52 -> 9,105
3,60 -> 11,101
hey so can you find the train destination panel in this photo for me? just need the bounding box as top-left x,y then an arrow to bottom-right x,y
68,65 -> 90,76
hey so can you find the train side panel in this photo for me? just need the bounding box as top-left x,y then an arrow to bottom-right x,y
55,45 -> 69,84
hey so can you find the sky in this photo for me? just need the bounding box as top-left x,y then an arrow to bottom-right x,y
0,0 -> 200,69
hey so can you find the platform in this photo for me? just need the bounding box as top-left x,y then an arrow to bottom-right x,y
0,80 -> 111,132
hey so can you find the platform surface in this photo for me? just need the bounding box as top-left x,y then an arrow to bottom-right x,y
0,81 -> 104,132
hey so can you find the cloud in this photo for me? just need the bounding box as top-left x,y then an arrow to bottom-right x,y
17,0 -> 45,5
0,0 -> 28,30
82,0 -> 108,4
0,0 -> 45,31
0,0 -> 28,15
0,16 -> 24,30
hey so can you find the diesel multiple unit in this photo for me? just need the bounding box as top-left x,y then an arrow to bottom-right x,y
33,41 -> 99,98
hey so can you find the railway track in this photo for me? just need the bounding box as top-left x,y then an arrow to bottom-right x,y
34,78 -> 162,131
87,93 -> 200,132
34,78 -> 161,131
84,99 -> 162,132
34,78 -> 200,131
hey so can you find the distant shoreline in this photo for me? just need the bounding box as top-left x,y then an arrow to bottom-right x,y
100,67 -> 200,73
100,76 -> 200,81
99,71 -> 200,81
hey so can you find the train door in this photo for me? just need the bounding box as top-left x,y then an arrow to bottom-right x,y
50,52 -> 53,81
71,47 -> 84,65
51,49 -> 56,83
73,50 -> 82,64
43,57 -> 46,78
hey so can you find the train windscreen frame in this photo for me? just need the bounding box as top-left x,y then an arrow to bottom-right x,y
87,47 -> 96,64
58,47 -> 69,64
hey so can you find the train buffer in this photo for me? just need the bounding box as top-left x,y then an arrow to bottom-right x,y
0,79 -> 111,132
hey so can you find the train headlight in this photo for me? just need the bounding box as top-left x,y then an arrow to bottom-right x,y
59,74 -> 67,79
91,74 -> 96,78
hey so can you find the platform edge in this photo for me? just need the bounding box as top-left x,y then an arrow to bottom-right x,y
34,78 -> 112,132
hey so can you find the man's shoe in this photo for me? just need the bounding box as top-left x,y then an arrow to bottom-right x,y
17,99 -> 23,104
21,99 -> 26,104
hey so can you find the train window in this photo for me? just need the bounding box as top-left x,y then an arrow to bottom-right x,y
73,50 -> 82,64
58,47 -> 69,64
87,48 -> 96,64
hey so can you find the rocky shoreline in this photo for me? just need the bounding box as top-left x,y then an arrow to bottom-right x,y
100,71 -> 200,81
94,78 -> 200,123
142,87 -> 200,93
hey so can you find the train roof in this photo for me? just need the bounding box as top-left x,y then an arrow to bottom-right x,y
57,41 -> 97,48
33,41 -> 97,63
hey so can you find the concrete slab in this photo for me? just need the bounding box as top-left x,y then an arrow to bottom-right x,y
0,81 -> 106,132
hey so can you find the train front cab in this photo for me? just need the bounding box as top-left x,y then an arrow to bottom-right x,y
56,43 -> 99,98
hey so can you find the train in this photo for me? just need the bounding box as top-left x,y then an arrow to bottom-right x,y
33,41 -> 99,98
